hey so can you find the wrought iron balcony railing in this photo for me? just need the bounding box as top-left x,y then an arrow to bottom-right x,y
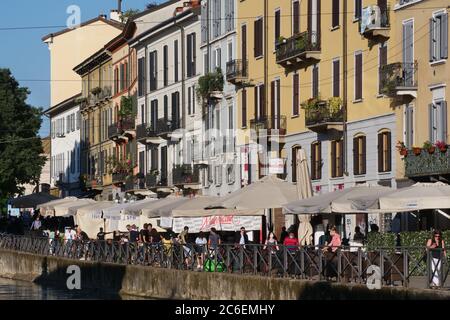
405,148 -> 450,178
136,123 -> 149,141
108,123 -> 122,140
172,165 -> 200,185
276,31 -> 321,65
112,172 -> 127,184
119,117 -> 135,132
226,59 -> 248,84
379,61 -> 418,96
305,101 -> 344,128
249,115 -> 287,136
148,118 -> 181,136
359,5 -> 390,36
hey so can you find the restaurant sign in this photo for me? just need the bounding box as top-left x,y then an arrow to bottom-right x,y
171,215 -> 262,233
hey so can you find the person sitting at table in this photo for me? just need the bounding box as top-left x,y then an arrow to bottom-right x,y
322,226 -> 341,253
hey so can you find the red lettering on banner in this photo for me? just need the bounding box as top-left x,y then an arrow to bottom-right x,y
200,216 -> 238,230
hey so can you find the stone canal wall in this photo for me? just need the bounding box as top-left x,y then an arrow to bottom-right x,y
0,249 -> 449,300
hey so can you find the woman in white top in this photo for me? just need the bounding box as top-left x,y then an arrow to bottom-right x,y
195,232 -> 208,270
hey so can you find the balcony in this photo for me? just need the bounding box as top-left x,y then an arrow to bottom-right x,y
172,165 -> 201,188
304,98 -> 344,133
82,87 -> 113,110
112,171 -> 127,184
226,59 -> 248,85
405,148 -> 450,178
150,118 -> 181,140
276,31 -> 321,67
360,5 -> 390,39
119,117 -> 135,139
145,173 -> 158,188
380,62 -> 418,98
108,123 -> 123,142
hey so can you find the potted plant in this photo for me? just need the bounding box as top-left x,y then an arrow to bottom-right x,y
90,87 -> 102,96
327,97 -> 342,116
396,141 -> 408,157
196,68 -> 224,103
412,146 -> 422,156
423,141 -> 435,154
435,140 -> 448,153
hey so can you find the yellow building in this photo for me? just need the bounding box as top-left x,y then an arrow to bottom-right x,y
386,1 -> 449,187
233,0 -> 398,233
74,49 -> 116,200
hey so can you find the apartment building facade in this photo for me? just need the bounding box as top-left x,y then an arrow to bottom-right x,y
130,4 -> 202,195
199,0 -> 241,197
42,16 -> 123,196
234,0 -> 399,233
75,49 -> 116,200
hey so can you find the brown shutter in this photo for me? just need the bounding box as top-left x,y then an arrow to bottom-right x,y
379,46 -> 387,93
271,81 -> 275,128
242,24 -> 247,63
317,141 -> 322,179
311,143 -> 316,180
276,79 -> 281,128
307,0 -> 312,34
333,59 -> 340,97
260,84 -> 265,118
317,0 -> 321,40
378,133 -> 383,172
386,132 -> 392,172
332,0 -> 339,28
353,137 -> 359,175
293,74 -> 299,115
254,20 -> 258,57
254,86 -> 258,119
362,136 -> 367,174
331,141 -> 336,178
338,140 -> 344,177
292,148 -> 298,183
275,10 -> 281,42
293,1 -> 300,35
355,53 -> 362,100
242,89 -> 247,127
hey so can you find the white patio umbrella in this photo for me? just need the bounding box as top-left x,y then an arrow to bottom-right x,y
53,199 -> 96,217
283,185 -> 393,214
213,175 -> 300,211
331,186 -> 395,213
141,196 -> 187,217
121,198 -> 158,216
75,201 -> 115,237
295,148 -> 314,245
37,197 -> 78,215
379,182 -> 450,212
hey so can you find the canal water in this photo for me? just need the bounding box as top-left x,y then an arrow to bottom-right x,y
0,277 -> 132,300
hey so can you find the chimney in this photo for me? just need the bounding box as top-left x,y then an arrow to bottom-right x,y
110,9 -> 121,22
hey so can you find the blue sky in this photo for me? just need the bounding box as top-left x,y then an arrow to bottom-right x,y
0,0 -> 165,137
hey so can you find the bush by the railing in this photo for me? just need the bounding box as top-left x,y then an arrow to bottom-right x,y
367,230 -> 450,249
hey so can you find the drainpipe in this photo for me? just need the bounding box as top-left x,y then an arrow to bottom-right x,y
264,0 -> 269,177
343,0 -> 348,176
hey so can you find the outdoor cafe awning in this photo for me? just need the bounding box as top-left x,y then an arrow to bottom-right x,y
379,182 -> 450,212
212,175 -> 300,211
283,185 -> 393,214
53,199 -> 96,217
10,193 -> 59,209
37,197 -> 78,215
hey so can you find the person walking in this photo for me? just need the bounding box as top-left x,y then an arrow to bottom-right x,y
426,230 -> 446,288
195,232 -> 208,270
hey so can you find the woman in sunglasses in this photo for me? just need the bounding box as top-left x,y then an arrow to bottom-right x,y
426,230 -> 446,287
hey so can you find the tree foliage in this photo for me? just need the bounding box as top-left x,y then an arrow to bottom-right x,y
0,69 -> 46,197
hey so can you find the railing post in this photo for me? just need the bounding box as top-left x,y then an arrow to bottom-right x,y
318,248 -> 323,281
283,246 -> 288,277
380,249 -> 385,286
253,245 -> 258,275
337,249 -> 342,283
426,249 -> 431,289
403,248 -> 409,288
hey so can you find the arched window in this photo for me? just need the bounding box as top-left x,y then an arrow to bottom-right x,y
377,130 -> 392,173
311,141 -> 322,180
330,139 -> 344,178
291,145 -> 301,183
353,134 -> 366,175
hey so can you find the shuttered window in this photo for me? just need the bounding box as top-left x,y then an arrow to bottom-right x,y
293,73 -> 299,116
254,18 -> 263,57
312,64 -> 319,98
429,101 -> 448,142
293,1 -> 300,35
430,13 -> 448,62
353,136 -> 366,175
149,51 -> 158,92
311,142 -> 322,180
354,0 -> 362,20
355,52 -> 363,100
242,89 -> 247,128
378,131 -> 392,173
332,0 -> 339,28
331,140 -> 344,178
333,59 -> 340,97
405,104 -> 414,148
291,146 -> 301,183
254,84 -> 265,119
379,44 -> 387,94
187,33 -> 197,77
275,10 -> 281,44
138,58 -> 145,96
174,40 -> 179,82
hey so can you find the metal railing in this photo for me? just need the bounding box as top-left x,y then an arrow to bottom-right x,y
405,148 -> 450,178
305,101 -> 344,127
379,61 -> 418,95
359,5 -> 390,34
172,165 -> 200,185
148,118 -> 181,136
276,31 -> 321,64
108,123 -> 123,139
226,59 -> 248,82
249,115 -> 287,135
1,234 -> 448,290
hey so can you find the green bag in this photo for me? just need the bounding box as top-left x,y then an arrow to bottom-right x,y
204,258 -> 226,272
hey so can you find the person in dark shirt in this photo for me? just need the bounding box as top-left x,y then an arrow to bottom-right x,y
140,224 -> 149,243
75,225 -> 89,241
97,228 -> 106,241
353,226 -> 365,244
280,226 -> 289,244
129,224 -> 140,243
